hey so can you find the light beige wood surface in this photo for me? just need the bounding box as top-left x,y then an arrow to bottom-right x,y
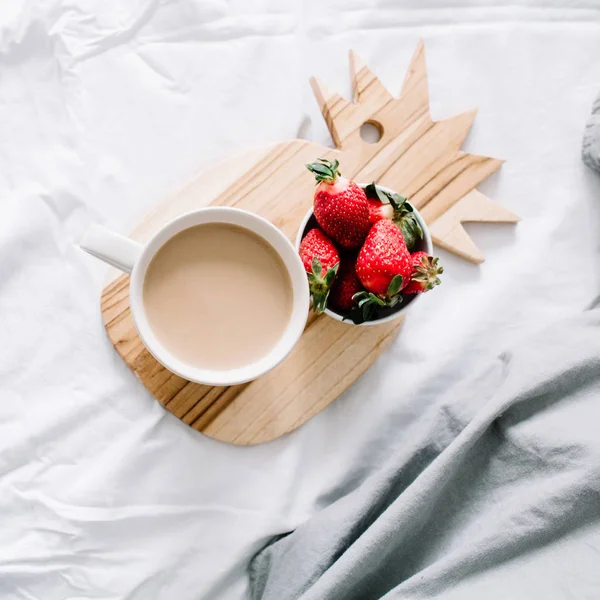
101,42 -> 518,445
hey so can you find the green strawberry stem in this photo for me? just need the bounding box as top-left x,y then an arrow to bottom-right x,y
308,257 -> 339,314
306,158 -> 341,184
412,256 -> 444,290
350,276 -> 404,323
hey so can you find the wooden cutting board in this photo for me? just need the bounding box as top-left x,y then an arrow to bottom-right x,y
101,42 -> 518,445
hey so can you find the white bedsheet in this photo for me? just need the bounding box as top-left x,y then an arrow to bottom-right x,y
1,1 -> 600,598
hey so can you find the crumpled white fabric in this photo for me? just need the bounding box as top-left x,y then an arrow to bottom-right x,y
1,1 -> 600,599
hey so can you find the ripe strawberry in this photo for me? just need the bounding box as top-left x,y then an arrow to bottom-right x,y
363,182 -> 423,251
354,219 -> 412,314
329,258 -> 363,312
366,197 -> 394,225
298,228 -> 340,313
306,158 -> 370,249
403,251 -> 443,294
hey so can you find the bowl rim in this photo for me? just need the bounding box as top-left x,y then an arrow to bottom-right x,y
295,183 -> 433,326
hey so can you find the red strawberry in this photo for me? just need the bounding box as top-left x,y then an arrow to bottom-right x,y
306,158 -> 370,249
363,182 -> 423,251
366,197 -> 394,225
329,258 -> 363,312
354,219 -> 412,316
298,228 -> 340,313
403,251 -> 443,294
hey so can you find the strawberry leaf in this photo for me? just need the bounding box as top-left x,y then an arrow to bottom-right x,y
353,291 -> 386,307
362,302 -> 376,322
306,259 -> 339,314
363,183 -> 409,214
407,254 -> 443,294
344,290 -> 399,324
388,295 -> 401,308
306,158 -> 341,184
388,192 -> 407,210
394,210 -> 423,251
370,293 -> 386,306
364,182 -> 390,204
324,262 -> 339,287
311,257 -> 322,278
386,275 -> 404,297
308,165 -> 329,175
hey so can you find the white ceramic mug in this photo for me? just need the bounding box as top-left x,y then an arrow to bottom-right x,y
81,207 -> 310,386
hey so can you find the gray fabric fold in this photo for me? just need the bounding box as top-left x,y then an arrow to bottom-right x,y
583,93 -> 600,173
250,308 -> 600,599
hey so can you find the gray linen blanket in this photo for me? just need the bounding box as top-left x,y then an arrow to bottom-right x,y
249,106 -> 600,600
583,95 -> 600,173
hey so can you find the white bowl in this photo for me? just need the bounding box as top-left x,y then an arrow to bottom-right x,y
295,185 -> 433,326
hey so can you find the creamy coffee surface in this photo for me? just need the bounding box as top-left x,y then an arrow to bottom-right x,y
143,223 -> 293,371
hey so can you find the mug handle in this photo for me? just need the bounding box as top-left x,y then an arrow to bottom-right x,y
80,224 -> 142,274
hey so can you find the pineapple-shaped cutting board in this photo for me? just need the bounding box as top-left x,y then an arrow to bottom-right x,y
101,42 -> 519,445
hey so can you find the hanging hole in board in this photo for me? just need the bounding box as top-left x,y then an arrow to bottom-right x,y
360,121 -> 383,144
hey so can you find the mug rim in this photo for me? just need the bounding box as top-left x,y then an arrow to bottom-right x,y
295,184 -> 433,326
129,207 -> 309,386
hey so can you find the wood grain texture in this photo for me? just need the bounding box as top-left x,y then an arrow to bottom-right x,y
428,189 -> 520,263
101,42 -> 518,445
